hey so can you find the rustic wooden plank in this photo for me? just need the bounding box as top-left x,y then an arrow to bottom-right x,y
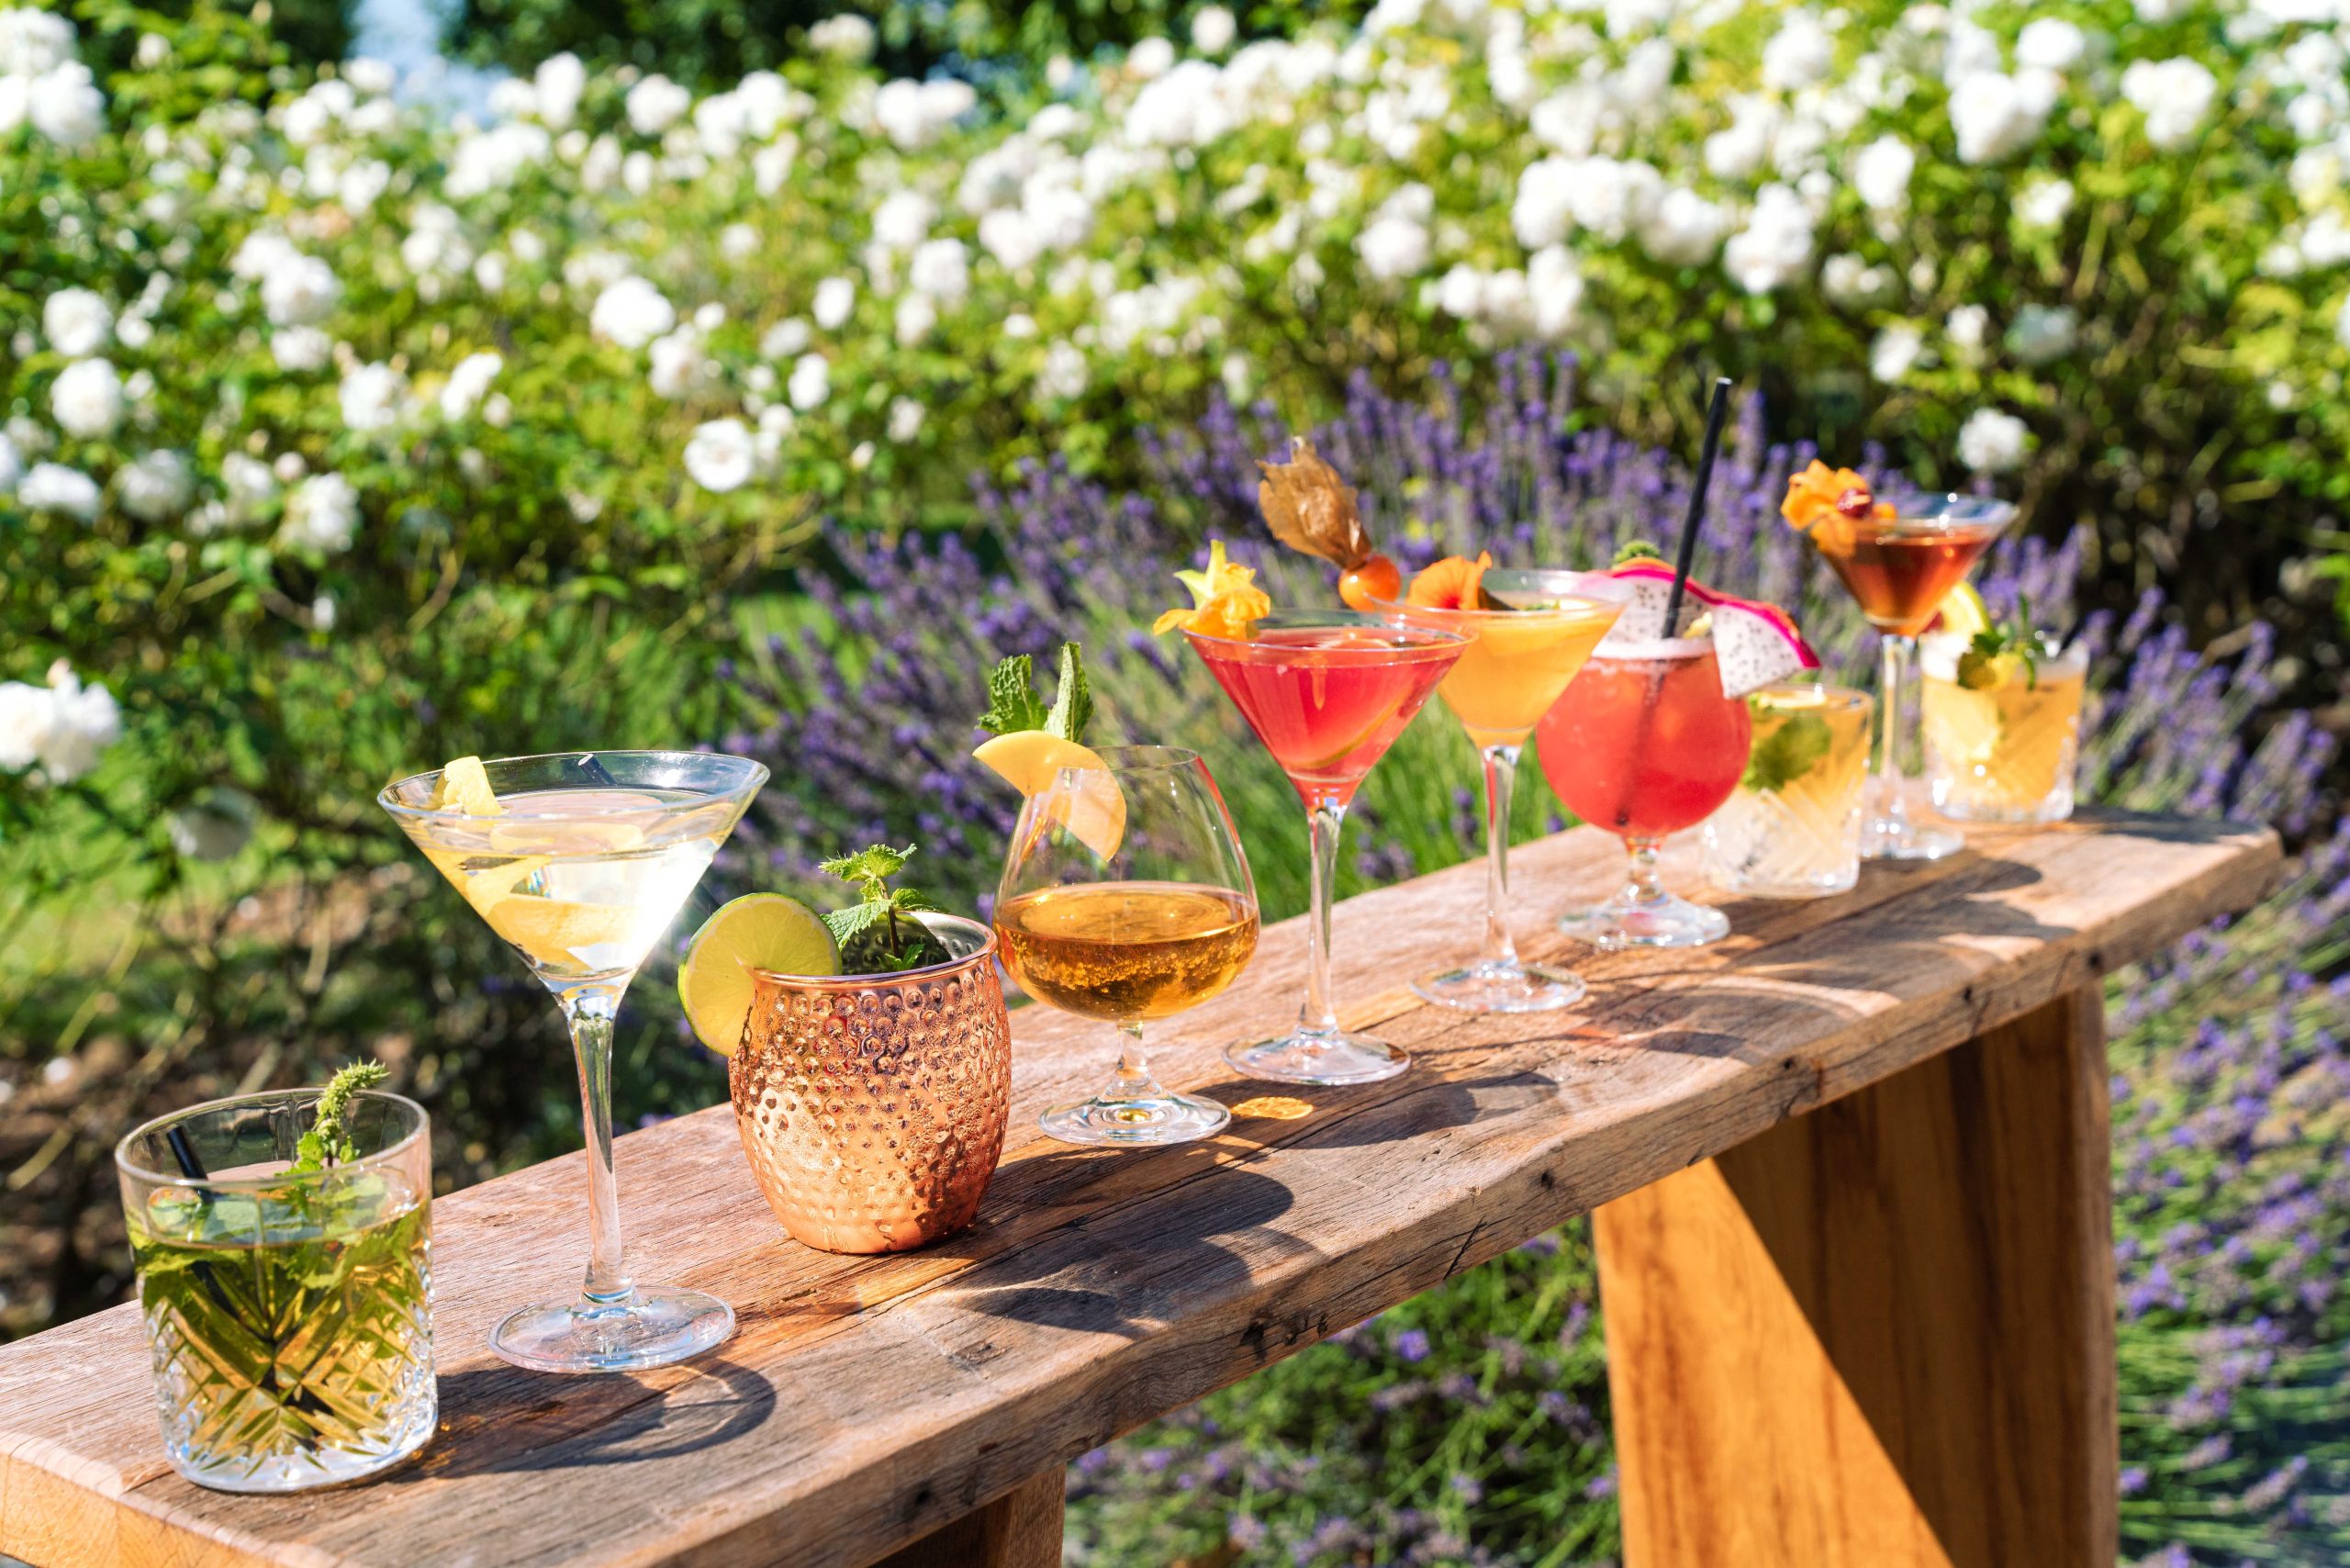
0,812 -> 2277,1568
867,1470 -> 1062,1568
1594,985 -> 2116,1567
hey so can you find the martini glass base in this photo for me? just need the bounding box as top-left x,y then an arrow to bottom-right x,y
1559,892 -> 1729,951
1412,960 -> 1586,1014
491,1287 -> 734,1374
1040,1092 -> 1230,1147
1862,813 -> 1965,861
1226,1030 -> 1409,1086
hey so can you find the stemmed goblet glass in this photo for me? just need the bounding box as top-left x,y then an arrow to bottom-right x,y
995,746 -> 1260,1146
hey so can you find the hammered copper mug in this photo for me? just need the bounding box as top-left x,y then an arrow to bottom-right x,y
728,913 -> 1013,1253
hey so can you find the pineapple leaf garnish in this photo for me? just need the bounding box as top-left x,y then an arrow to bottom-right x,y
820,844 -> 949,972
292,1060 -> 391,1173
1955,593 -> 2059,691
1612,538 -> 1664,566
976,642 -> 1093,743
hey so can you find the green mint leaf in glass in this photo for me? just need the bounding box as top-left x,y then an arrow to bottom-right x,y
1741,707 -> 1834,793
1044,642 -> 1093,745
821,844 -> 952,971
976,655 -> 1050,736
289,1061 -> 389,1174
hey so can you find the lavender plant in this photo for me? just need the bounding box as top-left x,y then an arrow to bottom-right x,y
733,352 -> 2348,1565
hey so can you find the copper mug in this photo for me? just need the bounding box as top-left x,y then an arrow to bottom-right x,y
729,913 -> 1012,1253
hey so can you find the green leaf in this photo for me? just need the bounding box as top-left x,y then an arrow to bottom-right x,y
1611,539 -> 1664,566
1741,708 -> 1834,793
1044,642 -> 1093,745
819,843 -> 914,890
290,1061 -> 389,1174
976,655 -> 1050,736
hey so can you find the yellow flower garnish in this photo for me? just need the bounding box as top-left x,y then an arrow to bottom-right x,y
1153,540 -> 1273,640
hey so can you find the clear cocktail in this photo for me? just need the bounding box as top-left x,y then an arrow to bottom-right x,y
1703,683 -> 1874,898
381,750 -> 765,1373
1539,639 -> 1753,947
1187,611 -> 1463,1083
1379,570 -> 1630,1011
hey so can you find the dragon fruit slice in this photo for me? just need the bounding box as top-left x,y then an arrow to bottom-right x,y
1709,596 -> 1820,697
1595,559 -> 1718,653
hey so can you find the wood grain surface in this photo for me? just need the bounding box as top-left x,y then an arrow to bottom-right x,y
1595,985 -> 2116,1568
0,812 -> 2278,1568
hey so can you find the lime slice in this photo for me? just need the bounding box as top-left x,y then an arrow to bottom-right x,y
677,893 -> 840,1057
1933,583 -> 1992,639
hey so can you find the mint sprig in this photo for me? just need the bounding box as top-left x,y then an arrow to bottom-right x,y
1955,593 -> 2061,691
291,1060 -> 390,1174
820,844 -> 949,972
976,641 -> 1092,743
1742,707 -> 1833,793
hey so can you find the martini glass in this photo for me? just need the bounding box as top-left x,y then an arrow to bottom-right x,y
1539,637 -> 1752,947
1376,570 -> 1630,1011
1185,610 -> 1464,1083
381,750 -> 766,1373
1803,494 -> 2014,860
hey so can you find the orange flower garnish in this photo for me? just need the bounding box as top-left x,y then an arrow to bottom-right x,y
1782,459 -> 1894,553
1154,540 -> 1273,640
1405,552 -> 1494,610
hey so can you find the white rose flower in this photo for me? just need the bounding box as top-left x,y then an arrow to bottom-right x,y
260,253 -> 340,326
683,419 -> 756,493
888,398 -> 926,442
1528,245 -> 1585,339
809,15 -> 877,62
28,62 -> 105,147
2134,0 -> 2185,20
440,351 -> 503,421
533,52 -> 586,129
281,472 -> 360,552
1036,341 -> 1089,399
0,682 -> 51,772
339,363 -> 408,432
1870,322 -> 1924,382
2006,304 -> 2078,366
1956,408 -> 2030,474
812,275 -> 856,331
909,238 -> 971,303
1512,157 -> 1578,250
1639,187 -> 1731,266
1762,13 -> 1834,91
647,329 -> 709,398
0,9 -> 76,76
872,189 -> 937,253
219,452 -> 277,524
20,463 -> 101,520
1948,71 -> 2052,164
895,293 -> 938,345
38,664 -> 120,783
41,288 -> 111,356
625,73 -> 691,136
1820,253 -> 1890,305
2016,178 -> 2076,230
980,207 -> 1046,272
2121,58 -> 2219,151
50,359 -> 123,439
1129,37 -> 1177,80
1192,5 -> 1237,54
1851,136 -> 1916,212
118,449 -> 194,521
1722,184 -> 1816,294
1946,302 -> 1990,364
590,276 -> 677,350
763,318 -> 813,358
789,353 -> 831,410
2015,18 -> 2087,72
271,328 -> 332,372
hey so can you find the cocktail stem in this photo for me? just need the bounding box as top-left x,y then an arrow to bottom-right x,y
1102,1023 -> 1164,1103
1480,745 -> 1523,969
555,980 -> 635,1305
1875,633 -> 1916,835
1300,800 -> 1347,1036
1623,837 -> 1669,907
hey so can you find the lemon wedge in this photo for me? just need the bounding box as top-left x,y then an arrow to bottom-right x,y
432,756 -> 501,815
1934,583 -> 1992,640
973,731 -> 1127,859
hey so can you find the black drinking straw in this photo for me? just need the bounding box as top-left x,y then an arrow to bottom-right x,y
166,1124 -> 208,1180
1662,377 -> 1736,635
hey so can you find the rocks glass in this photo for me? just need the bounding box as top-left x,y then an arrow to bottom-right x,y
1704,684 -> 1874,898
116,1088 -> 435,1493
1920,634 -> 2089,823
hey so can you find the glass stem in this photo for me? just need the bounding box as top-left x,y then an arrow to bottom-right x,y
1875,633 -> 1915,833
1624,836 -> 1668,907
1300,800 -> 1346,1036
558,980 -> 634,1305
1101,1022 -> 1161,1103
1480,745 -> 1522,970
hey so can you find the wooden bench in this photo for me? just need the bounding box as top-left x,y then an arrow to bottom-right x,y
0,811 -> 2280,1568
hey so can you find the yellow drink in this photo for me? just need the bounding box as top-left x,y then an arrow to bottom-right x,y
1919,636 -> 2088,822
1704,684 -> 1874,897
1391,598 -> 1625,747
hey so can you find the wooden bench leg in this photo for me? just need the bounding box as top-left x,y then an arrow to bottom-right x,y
870,1469 -> 1064,1568
1593,986 -> 2116,1568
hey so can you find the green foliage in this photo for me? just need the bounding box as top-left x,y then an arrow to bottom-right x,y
818,843 -> 948,969
290,1058 -> 388,1171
